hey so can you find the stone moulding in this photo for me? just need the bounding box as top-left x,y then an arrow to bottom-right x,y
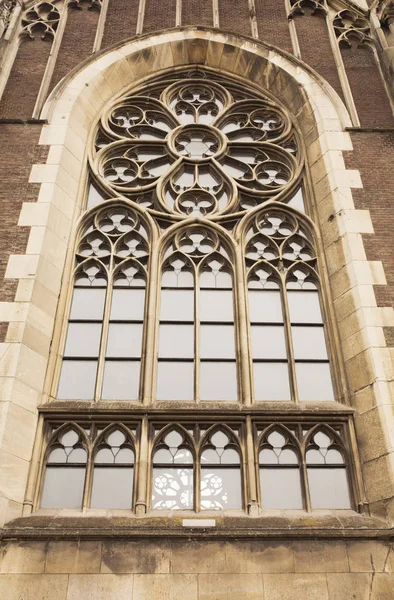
1,27 -> 394,530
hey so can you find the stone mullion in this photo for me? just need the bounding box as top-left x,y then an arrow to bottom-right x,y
285,0 -> 301,59
93,253 -> 113,403
135,416 -> 149,515
194,263 -> 201,404
93,0 -> 109,51
136,0 -> 146,35
142,237 -> 159,406
175,0 -> 181,26
245,416 -> 259,515
248,0 -> 258,38
22,414 -> 46,515
280,270 -> 299,405
235,245 -> 252,406
212,0 -> 219,28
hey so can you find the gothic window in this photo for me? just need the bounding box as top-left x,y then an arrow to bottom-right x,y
40,68 -> 359,514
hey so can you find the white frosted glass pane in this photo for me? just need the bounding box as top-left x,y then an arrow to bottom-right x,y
87,184 -> 105,208
64,323 -> 102,357
157,361 -> 194,400
90,467 -> 134,509
152,467 -> 193,509
110,289 -> 145,320
253,362 -> 291,401
106,324 -> 142,357
160,290 -> 194,321
201,468 -> 242,510
102,361 -> 140,400
70,288 -> 106,320
41,467 -> 85,508
260,468 -> 303,509
296,362 -> 335,401
162,269 -> 194,288
159,325 -> 194,358
251,326 -> 287,359
57,360 -> 97,399
288,291 -> 322,324
292,326 -> 328,360
200,325 -> 235,358
200,269 -> 232,289
288,188 -> 305,212
200,290 -> 233,322
248,290 -> 283,323
308,468 -> 351,509
200,362 -> 237,401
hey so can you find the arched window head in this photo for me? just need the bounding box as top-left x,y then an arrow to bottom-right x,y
259,427 -> 302,509
151,427 -> 194,510
57,204 -> 150,402
41,426 -> 88,509
306,427 -> 351,509
200,427 -> 242,510
91,427 -> 135,509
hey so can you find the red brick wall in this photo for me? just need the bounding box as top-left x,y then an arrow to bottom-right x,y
0,125 -> 48,314
48,5 -> 99,94
182,0 -> 213,27
293,13 -> 344,102
344,131 -> 394,345
219,0 -> 252,37
0,37 -> 52,119
101,0 -> 139,48
255,0 -> 292,53
341,44 -> 393,128
143,0 -> 176,33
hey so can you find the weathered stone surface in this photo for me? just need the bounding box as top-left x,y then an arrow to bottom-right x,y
370,574 -> 394,599
133,574 -> 198,600
46,541 -> 102,574
67,574 -> 133,600
224,541 -> 294,573
326,573 -> 371,600
0,574 -> 68,599
0,541 -> 46,573
263,573 -> 329,600
293,541 -> 349,573
101,541 -> 170,574
171,542 -> 226,574
198,573 -> 264,600
346,541 -> 392,573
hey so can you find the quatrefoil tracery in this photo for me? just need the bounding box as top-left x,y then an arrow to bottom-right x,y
93,72 -> 302,219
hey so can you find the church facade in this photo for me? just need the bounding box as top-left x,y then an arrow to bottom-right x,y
0,0 -> 394,598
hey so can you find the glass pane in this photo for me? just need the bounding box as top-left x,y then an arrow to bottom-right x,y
221,448 -> 240,465
162,268 -> 194,288
173,448 -> 193,464
158,325 -> 194,358
200,290 -> 233,322
110,289 -> 145,320
41,467 -> 85,509
200,362 -> 237,401
201,467 -> 242,510
64,323 -> 102,357
154,448 -> 173,463
200,268 -> 232,289
152,467 -> 193,509
90,467 -> 134,509
200,325 -> 235,358
253,362 -> 291,401
287,291 -> 322,324
157,361 -> 194,400
106,324 -> 142,357
165,430 -> 183,447
70,288 -> 106,321
102,361 -> 140,400
308,468 -> 351,509
87,184 -> 105,208
248,290 -> 283,323
251,326 -> 287,359
260,468 -> 303,509
57,360 -> 97,399
292,326 -> 328,360
160,290 -> 194,321
296,362 -> 335,401
288,188 -> 305,212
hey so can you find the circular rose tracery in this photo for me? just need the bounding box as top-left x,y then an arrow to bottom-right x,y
93,70 -> 301,218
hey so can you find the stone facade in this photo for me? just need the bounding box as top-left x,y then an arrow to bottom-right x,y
0,0 -> 393,598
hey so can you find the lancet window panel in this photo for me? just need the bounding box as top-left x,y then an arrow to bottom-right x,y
156,226 -> 238,402
257,422 -> 353,511
245,207 -> 335,403
56,204 -> 150,402
40,421 -> 138,510
150,423 -> 244,512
